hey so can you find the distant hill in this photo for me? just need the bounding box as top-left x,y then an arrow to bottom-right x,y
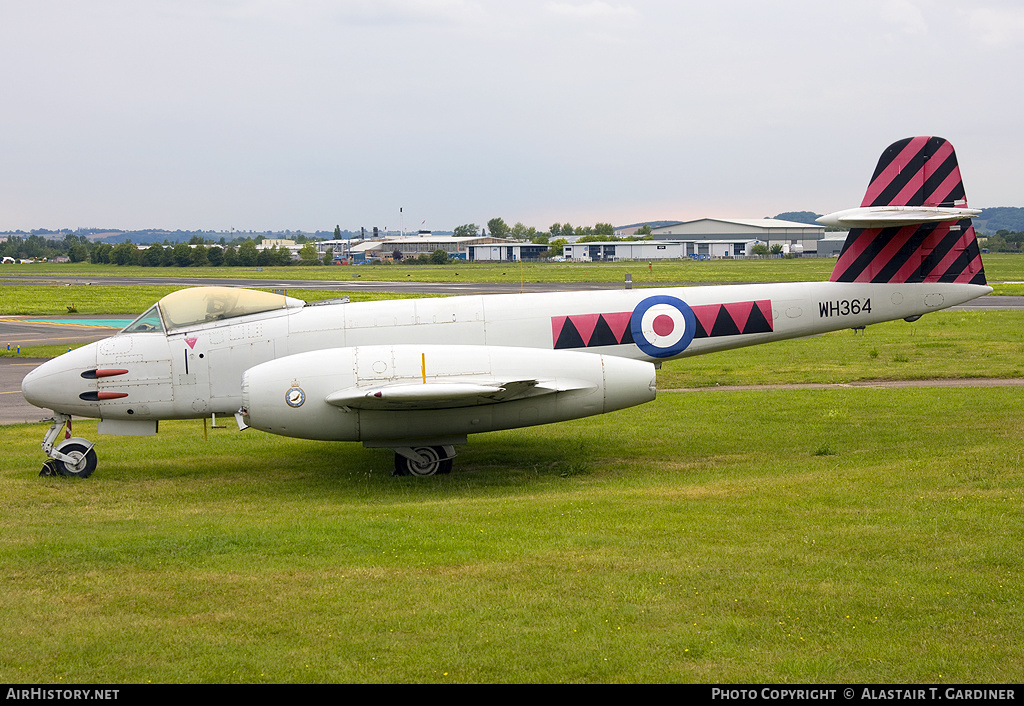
772,211 -> 822,225
971,207 -> 1024,235
770,208 -> 1024,235
615,220 -> 682,231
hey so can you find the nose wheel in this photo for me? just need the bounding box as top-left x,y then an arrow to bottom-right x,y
38,414 -> 98,479
51,441 -> 98,478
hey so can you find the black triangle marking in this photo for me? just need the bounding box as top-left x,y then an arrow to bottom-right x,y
743,304 -> 773,334
710,307 -> 741,337
554,319 -> 585,349
588,316 -> 620,347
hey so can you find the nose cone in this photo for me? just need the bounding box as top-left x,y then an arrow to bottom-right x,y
22,344 -> 98,413
815,211 -> 842,228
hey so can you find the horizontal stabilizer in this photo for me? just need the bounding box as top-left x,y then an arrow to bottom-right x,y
817,205 -> 982,229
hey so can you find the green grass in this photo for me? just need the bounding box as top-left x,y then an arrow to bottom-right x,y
1,387 -> 1021,683
0,284 -> 430,317
6,252 -> 1024,285
658,310 -> 1024,387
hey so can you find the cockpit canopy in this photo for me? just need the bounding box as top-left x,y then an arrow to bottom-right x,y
121,287 -> 305,334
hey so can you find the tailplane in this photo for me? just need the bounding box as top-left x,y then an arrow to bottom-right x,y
820,136 -> 986,285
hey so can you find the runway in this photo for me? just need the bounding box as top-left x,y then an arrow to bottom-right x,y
2,358 -> 50,425
0,317 -> 125,425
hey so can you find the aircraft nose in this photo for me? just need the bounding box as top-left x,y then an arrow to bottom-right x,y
21,345 -> 98,412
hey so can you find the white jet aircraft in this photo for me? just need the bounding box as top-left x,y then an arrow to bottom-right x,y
22,137 -> 990,477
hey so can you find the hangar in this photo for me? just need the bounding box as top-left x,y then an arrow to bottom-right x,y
350,235 -> 512,262
466,243 -> 550,262
652,218 -> 826,255
562,239 -> 758,262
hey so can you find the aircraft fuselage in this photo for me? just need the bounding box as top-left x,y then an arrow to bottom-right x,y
23,280 -> 989,426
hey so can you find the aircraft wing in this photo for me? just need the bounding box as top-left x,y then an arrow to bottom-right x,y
323,378 -> 590,410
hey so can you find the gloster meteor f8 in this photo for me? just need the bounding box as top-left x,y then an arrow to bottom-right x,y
22,137 -> 990,477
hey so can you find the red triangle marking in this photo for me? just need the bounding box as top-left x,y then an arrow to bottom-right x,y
691,304 -> 720,335
185,337 -> 198,349
551,316 -> 568,346
601,312 -> 632,343
723,301 -> 754,330
570,314 -> 600,346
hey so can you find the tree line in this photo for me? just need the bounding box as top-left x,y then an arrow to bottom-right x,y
0,233 -> 328,267
2,218 -> 662,266
981,230 -> 1024,252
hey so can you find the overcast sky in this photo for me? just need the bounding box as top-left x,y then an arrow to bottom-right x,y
2,0 -> 1022,233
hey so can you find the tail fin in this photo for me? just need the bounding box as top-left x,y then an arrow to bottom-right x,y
823,136 -> 986,285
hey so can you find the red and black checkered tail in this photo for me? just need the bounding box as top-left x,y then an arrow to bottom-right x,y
825,136 -> 986,285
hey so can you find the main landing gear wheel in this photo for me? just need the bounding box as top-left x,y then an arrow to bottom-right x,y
393,446 -> 454,477
53,441 -> 98,478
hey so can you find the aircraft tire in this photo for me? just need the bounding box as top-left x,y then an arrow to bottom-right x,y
54,442 -> 97,479
393,446 -> 452,477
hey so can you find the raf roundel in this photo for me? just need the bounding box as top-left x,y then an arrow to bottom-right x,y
630,295 -> 696,358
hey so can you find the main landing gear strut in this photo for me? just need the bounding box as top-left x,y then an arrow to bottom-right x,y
38,413 -> 97,478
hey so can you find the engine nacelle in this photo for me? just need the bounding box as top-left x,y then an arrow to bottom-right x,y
241,344 -> 657,442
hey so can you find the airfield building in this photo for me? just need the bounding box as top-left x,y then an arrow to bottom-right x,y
466,243 -> 550,262
349,235 -> 513,262
652,218 -> 826,255
562,239 -> 759,261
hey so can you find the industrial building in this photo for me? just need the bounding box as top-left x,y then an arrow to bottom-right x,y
466,243 -> 550,262
348,235 -> 513,262
562,239 -> 758,262
308,217 -> 845,265
652,218 -> 826,255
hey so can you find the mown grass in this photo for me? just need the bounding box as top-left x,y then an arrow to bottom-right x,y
1,387 -> 1021,683
0,285 -> 430,317
5,252 -> 1024,286
658,310 -> 1024,387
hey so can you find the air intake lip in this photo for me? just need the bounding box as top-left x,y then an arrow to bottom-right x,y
81,369 -> 129,379
79,391 -> 129,401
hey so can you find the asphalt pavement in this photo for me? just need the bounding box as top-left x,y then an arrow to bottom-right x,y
1,358 -> 50,425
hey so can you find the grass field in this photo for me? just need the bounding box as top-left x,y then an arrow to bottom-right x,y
1,262 -> 1021,683
1,387 -> 1021,683
658,310 -> 1024,387
0,285 -> 431,317
4,252 -> 1024,288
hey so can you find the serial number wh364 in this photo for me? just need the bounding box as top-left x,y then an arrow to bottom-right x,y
819,298 -> 872,317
